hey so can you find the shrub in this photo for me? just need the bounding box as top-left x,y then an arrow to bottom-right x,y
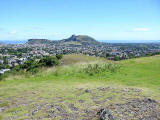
12,56 -> 60,74
56,54 -> 63,60
39,56 -> 59,67
82,63 -> 120,76
0,55 -> 61,78
0,74 -> 3,81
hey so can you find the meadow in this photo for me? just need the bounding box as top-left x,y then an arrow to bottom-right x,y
0,54 -> 160,120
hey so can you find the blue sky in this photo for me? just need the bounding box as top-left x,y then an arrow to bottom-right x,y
0,0 -> 160,41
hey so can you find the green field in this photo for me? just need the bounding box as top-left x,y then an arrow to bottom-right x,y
0,54 -> 160,120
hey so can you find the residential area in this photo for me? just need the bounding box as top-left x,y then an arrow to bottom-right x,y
1,40 -> 160,74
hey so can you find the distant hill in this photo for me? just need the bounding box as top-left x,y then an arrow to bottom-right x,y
61,35 -> 99,45
26,35 -> 100,45
27,39 -> 51,44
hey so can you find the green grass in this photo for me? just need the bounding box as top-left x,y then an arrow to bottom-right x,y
0,102 -> 9,107
0,54 -> 160,119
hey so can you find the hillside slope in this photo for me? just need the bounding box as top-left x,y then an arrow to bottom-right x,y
26,35 -> 100,45
62,35 -> 99,45
0,55 -> 160,120
27,39 -> 51,44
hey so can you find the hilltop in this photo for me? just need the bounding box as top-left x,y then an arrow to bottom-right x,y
0,55 -> 160,119
61,35 -> 99,45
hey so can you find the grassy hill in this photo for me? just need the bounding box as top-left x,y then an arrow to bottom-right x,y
0,54 -> 160,120
61,35 -> 99,45
27,39 -> 51,44
26,35 -> 100,45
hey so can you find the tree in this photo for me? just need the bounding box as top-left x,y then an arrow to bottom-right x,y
11,56 -> 60,74
114,56 -> 120,61
106,53 -> 110,58
39,56 -> 59,67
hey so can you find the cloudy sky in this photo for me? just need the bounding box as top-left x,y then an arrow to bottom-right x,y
0,0 -> 160,41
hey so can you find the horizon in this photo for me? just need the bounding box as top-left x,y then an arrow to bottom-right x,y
0,39 -> 160,44
0,0 -> 160,41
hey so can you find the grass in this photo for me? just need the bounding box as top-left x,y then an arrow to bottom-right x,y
0,102 -> 9,107
0,54 -> 160,119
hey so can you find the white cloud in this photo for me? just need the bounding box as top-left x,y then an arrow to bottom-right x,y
132,28 -> 150,32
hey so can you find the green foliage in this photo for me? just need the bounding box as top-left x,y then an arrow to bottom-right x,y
82,63 -> 120,76
0,48 -> 32,58
39,56 -> 59,67
0,74 -> 3,81
21,59 -> 37,70
0,63 -> 9,69
7,56 -> 60,75
0,71 -> 10,81
113,56 -> 120,61
106,53 -> 110,57
56,54 -> 63,60
10,59 -> 38,74
0,102 -> 9,107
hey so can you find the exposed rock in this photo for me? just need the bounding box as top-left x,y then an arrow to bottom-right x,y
68,104 -> 78,111
78,99 -> 85,103
97,108 -> 114,120
0,107 -> 5,113
107,98 -> 160,120
32,109 -> 38,115
143,98 -> 156,103
85,89 -> 91,93
47,110 -> 55,118
97,87 -> 112,91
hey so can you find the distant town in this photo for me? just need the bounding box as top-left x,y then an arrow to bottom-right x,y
1,35 -> 160,74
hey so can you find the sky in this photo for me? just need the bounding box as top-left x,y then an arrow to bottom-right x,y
0,0 -> 160,41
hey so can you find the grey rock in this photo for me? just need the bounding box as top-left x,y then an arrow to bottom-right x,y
0,107 -> 5,113
68,104 -> 78,111
85,89 -> 90,93
32,109 -> 38,115
97,108 -> 114,120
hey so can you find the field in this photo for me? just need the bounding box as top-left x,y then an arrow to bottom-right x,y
0,54 -> 160,120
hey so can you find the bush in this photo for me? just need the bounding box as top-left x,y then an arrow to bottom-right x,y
56,54 -> 63,60
0,74 -> 3,81
82,63 -> 120,76
39,56 -> 59,67
0,56 -> 61,77
18,59 -> 40,74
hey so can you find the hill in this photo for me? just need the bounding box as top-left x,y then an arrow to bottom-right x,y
27,39 -> 51,44
26,35 -> 100,45
62,35 -> 99,45
0,55 -> 160,119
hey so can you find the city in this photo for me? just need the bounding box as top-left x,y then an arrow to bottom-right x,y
1,35 -> 160,74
